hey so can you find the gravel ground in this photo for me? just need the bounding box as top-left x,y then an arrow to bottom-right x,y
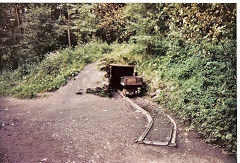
129,97 -> 173,143
0,62 -> 236,163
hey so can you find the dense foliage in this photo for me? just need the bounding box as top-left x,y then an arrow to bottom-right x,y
20,4 -> 65,63
101,40 -> 236,154
120,4 -> 236,153
0,3 -> 236,154
0,42 -> 109,98
0,4 -> 24,70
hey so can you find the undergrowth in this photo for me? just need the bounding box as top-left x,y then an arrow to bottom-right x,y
0,42 -> 111,98
0,40 -> 236,154
102,40 -> 236,154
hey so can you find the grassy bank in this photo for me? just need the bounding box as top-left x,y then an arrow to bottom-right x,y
0,42 -> 111,98
0,41 -> 236,154
102,41 -> 236,154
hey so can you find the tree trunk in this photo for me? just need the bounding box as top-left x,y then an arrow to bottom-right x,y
15,4 -> 20,28
20,4 -> 26,34
67,7 -> 71,47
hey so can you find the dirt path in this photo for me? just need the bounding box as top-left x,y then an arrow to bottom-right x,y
0,63 -> 236,163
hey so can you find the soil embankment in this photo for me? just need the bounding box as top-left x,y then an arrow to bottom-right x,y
0,63 -> 236,163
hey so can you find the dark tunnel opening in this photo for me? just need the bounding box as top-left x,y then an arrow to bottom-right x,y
109,64 -> 135,90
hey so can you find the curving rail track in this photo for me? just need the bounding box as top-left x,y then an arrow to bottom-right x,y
117,90 -> 177,147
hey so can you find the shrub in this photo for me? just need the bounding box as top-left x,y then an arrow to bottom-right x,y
102,41 -> 236,154
0,41 -> 111,98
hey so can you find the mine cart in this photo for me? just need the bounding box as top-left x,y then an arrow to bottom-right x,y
120,73 -> 143,96
109,64 -> 143,96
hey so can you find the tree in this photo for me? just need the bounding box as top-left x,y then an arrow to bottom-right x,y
124,3 -> 236,44
93,3 -> 129,43
0,3 -> 22,70
69,4 -> 98,44
19,4 -> 65,63
165,3 -> 236,44
124,3 -> 168,37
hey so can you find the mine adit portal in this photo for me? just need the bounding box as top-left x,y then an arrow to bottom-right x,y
109,64 -> 135,90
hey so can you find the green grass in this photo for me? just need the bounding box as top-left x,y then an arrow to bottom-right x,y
101,41 -> 236,154
0,40 -> 236,154
0,42 -> 112,98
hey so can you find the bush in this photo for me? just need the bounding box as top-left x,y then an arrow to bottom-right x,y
0,40 -> 236,154
0,41 -> 112,99
102,40 -> 236,154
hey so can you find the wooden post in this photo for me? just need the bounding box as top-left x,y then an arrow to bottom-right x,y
15,4 -> 20,28
67,6 -> 71,48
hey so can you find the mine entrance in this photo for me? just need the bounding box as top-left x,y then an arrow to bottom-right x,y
109,64 -> 135,90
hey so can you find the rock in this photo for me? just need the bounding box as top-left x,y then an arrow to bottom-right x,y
153,95 -> 159,101
86,88 -> 93,93
73,77 -> 78,80
100,65 -> 108,71
41,158 -> 48,162
103,84 -> 109,92
104,73 -> 109,78
101,58 -> 106,62
150,92 -> 156,97
76,89 -> 83,95
185,139 -> 191,143
95,87 -> 101,92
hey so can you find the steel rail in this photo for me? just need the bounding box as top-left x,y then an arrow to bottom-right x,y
137,97 -> 177,147
117,90 -> 153,143
118,90 -> 177,147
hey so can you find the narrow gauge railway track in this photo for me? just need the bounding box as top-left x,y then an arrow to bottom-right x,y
117,90 -> 177,147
